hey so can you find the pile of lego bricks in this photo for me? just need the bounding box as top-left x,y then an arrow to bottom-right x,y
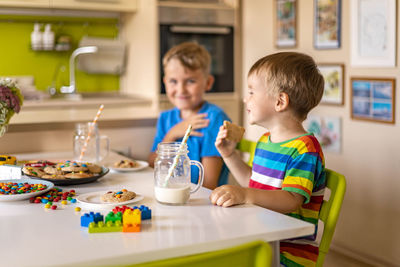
80,205 -> 151,233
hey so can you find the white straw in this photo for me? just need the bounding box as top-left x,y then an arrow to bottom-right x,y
164,124 -> 192,185
79,104 -> 104,162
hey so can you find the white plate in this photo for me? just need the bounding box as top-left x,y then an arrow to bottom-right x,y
109,160 -> 149,172
0,179 -> 54,201
77,190 -> 144,210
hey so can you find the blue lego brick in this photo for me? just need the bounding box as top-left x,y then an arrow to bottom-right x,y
81,212 -> 104,227
132,205 -> 152,220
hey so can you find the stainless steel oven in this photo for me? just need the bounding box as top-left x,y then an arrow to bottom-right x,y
159,4 -> 235,94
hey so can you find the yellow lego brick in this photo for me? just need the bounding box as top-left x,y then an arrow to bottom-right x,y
123,209 -> 141,225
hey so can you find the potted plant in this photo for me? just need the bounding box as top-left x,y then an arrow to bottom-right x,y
0,78 -> 24,136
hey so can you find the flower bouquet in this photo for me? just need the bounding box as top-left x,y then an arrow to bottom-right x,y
0,78 -> 24,136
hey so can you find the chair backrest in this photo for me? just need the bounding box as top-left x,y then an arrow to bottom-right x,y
128,240 -> 272,267
316,168 -> 346,267
237,139 -> 257,166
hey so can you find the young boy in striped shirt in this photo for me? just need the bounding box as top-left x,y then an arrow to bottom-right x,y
210,52 -> 326,267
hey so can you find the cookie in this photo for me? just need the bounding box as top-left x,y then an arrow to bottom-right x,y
64,172 -> 92,179
223,121 -> 245,142
114,159 -> 138,168
101,189 -> 136,203
44,165 -> 64,175
22,166 -> 45,177
42,174 -> 65,179
60,161 -> 88,172
86,163 -> 102,174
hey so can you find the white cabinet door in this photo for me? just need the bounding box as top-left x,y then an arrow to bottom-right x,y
0,0 -> 50,8
51,0 -> 137,12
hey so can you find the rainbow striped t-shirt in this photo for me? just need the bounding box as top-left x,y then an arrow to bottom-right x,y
249,132 -> 326,267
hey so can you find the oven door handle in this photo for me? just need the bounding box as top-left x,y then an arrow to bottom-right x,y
170,26 -> 231,35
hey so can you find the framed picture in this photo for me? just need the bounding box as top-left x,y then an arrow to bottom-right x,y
314,0 -> 341,49
318,64 -> 344,105
275,0 -> 297,48
305,115 -> 341,153
351,77 -> 395,124
350,0 -> 397,67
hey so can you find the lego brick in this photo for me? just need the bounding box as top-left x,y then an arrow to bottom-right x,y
122,223 -> 140,233
105,211 -> 122,224
123,209 -> 141,225
112,205 -> 132,214
132,205 -> 152,220
81,212 -> 104,227
138,205 -> 152,220
88,221 -> 123,233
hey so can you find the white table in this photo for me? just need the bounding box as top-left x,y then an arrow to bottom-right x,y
0,152 -> 314,267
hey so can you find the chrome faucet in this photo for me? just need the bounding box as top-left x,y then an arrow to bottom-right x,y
60,46 -> 98,95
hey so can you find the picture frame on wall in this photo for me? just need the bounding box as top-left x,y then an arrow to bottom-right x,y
275,0 -> 297,48
314,0 -> 341,49
350,0 -> 397,67
351,77 -> 395,124
318,63 -> 344,105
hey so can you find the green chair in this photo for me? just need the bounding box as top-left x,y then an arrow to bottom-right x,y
127,240 -> 272,267
237,139 -> 257,166
316,168 -> 346,267
237,139 -> 347,266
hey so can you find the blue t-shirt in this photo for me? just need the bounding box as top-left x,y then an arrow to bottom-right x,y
151,101 -> 230,185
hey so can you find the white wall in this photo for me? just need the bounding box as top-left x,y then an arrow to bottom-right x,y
120,0 -> 160,107
242,0 -> 400,265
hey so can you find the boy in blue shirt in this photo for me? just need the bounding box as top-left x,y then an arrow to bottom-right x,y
148,42 -> 230,189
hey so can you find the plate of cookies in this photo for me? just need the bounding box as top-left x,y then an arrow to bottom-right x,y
22,160 -> 109,186
109,159 -> 149,172
77,189 -> 143,210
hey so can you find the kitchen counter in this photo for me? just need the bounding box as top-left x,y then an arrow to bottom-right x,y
8,94 -> 158,131
2,94 -> 158,155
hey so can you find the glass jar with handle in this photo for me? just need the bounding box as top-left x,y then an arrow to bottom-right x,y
154,142 -> 204,205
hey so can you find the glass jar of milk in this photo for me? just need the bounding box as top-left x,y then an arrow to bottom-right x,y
154,142 -> 204,205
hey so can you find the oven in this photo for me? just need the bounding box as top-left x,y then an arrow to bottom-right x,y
159,4 -> 235,94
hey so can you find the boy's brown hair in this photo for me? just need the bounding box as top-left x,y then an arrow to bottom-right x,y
162,42 -> 211,75
248,52 -> 324,121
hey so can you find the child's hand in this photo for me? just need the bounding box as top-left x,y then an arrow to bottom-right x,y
210,185 -> 246,207
168,113 -> 209,141
215,125 -> 237,158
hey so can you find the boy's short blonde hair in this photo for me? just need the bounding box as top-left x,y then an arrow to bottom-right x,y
163,42 -> 211,75
249,52 -> 324,121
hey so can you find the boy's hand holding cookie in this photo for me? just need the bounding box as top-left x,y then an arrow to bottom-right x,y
210,185 -> 247,207
223,121 -> 245,142
165,113 -> 209,141
215,121 -> 245,158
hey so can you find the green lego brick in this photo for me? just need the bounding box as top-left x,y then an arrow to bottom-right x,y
88,220 -> 122,233
105,211 -> 122,224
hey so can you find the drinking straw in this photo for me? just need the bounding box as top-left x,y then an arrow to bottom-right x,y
164,124 -> 192,185
79,104 -> 104,162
